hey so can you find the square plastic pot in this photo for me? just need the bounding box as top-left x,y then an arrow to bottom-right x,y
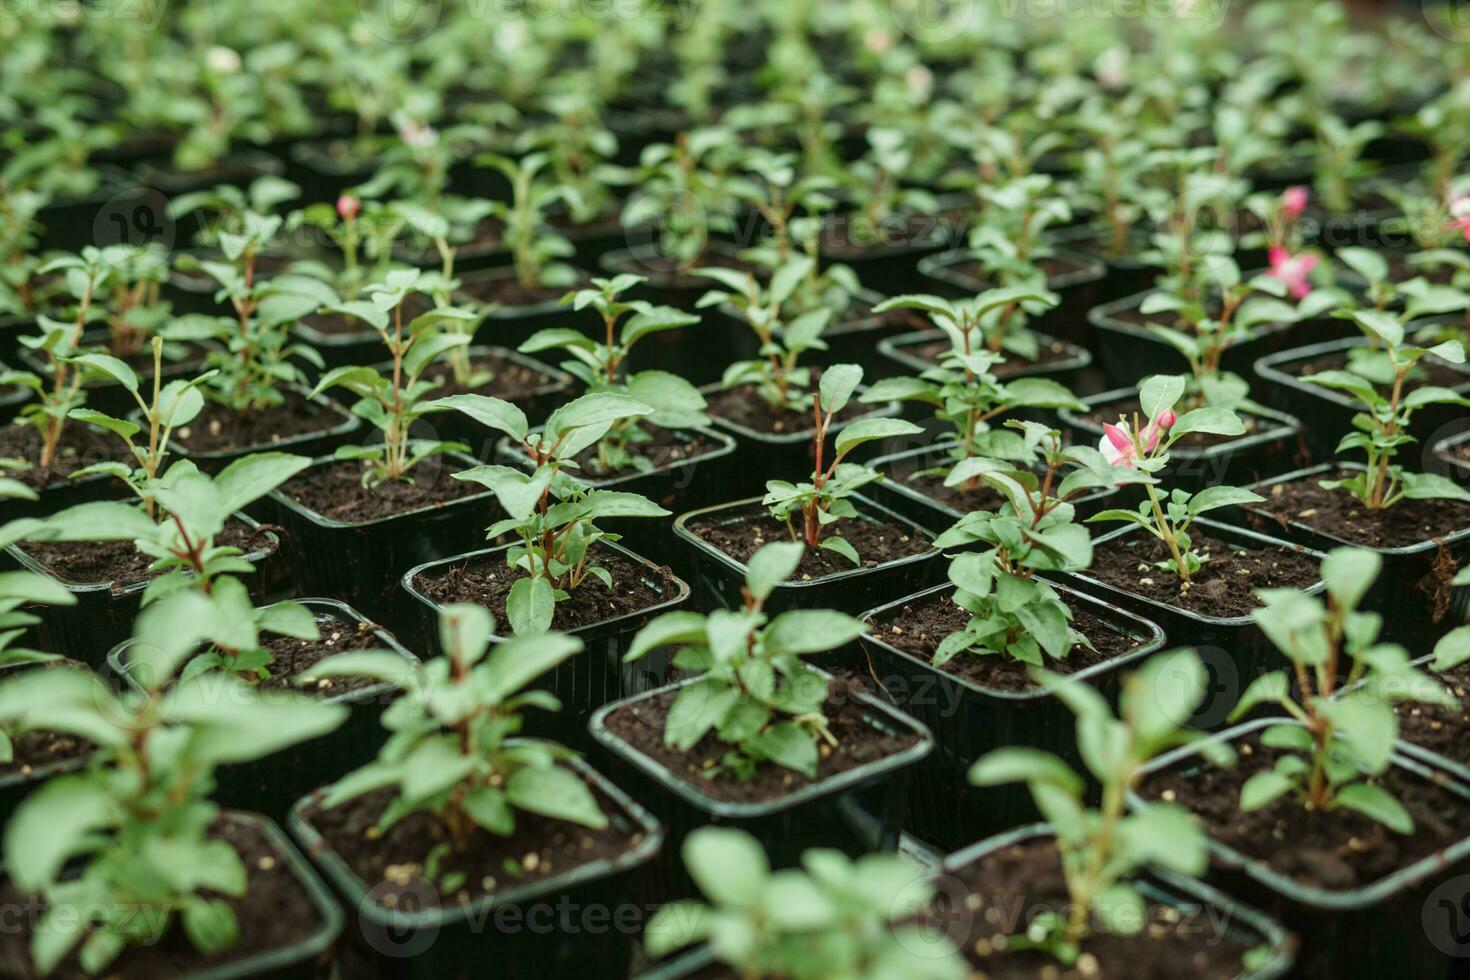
1254,337 -> 1470,460
939,823 -> 1295,980
284,138 -> 378,209
1059,386 -> 1307,491
1220,462 -> 1470,649
877,328 -> 1092,390
287,753 -> 663,980
865,440 -> 1125,535
917,246 -> 1106,348
1433,429 -> 1470,629
672,494 -> 942,617
857,582 -> 1166,850
169,385 -> 362,476
1047,222 -> 1157,305
259,451 -> 500,628
587,669 -> 934,906
1133,718 -> 1470,980
815,214 -> 949,298
3,511 -> 281,668
401,540 -> 691,752
1060,518 -> 1328,728
106,597 -> 420,824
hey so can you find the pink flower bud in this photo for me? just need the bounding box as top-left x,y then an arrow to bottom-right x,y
336,194 -> 360,222
1157,408 -> 1177,430
1281,186 -> 1309,220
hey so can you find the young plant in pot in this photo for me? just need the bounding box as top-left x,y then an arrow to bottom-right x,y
288,602 -> 662,980
1233,309 -> 1470,644
0,589 -> 348,978
464,152 -> 584,312
676,365 -> 935,615
166,174 -> 302,250
641,827 -> 967,979
1067,374 -> 1327,698
516,273 -> 733,511
404,390 -> 690,737
1135,548 -> 1470,980
857,288 -> 1085,528
955,649 -> 1292,978
595,541 -> 933,902
261,268 -> 498,622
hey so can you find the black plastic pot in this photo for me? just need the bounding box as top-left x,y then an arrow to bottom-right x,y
598,241 -> 758,312
458,267 -> 598,354
284,138 -> 378,208
917,246 -> 1106,349
865,440 -> 1125,534
858,582 -> 1165,850
35,170 -> 143,253
288,753 -> 662,980
168,386 -> 361,475
1048,222 -> 1156,305
1061,518 -> 1328,728
0,661 -> 96,828
133,149 -> 286,198
401,541 -> 691,751
259,451 -> 500,628
1222,463 -> 1470,649
1059,386 -> 1308,491
3,512 -> 281,668
0,316 -> 29,361
877,328 -> 1091,390
815,213 -> 950,298
106,598 -> 418,822
671,494 -> 941,616
1134,718 -> 1470,980
699,382 -> 902,498
1254,337 -> 1470,460
939,823 -> 1295,980
587,669 -> 933,905
1433,429 -> 1470,631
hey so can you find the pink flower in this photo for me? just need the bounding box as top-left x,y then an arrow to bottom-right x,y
336,194 -> 360,223
1099,410 -> 1175,470
1268,245 -> 1318,299
1281,186 -> 1309,221
1447,194 -> 1470,243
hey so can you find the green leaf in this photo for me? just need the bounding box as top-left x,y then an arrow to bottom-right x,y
438,602 -> 497,667
182,898 -> 240,955
212,452 -> 312,515
1138,374 -> 1186,420
969,748 -> 1083,796
625,611 -> 708,663
762,610 -> 866,657
422,394 -> 529,441
665,677 -> 739,751
481,630 -> 582,702
643,902 -> 713,959
1431,626 -> 1470,672
833,417 -> 923,461
1188,485 -> 1263,515
70,353 -> 137,392
818,363 -> 863,415
1229,671 -> 1291,721
506,576 -> 556,635
1333,781 -> 1413,834
1240,769 -> 1295,811
748,720 -> 818,777
4,775 -> 117,891
1320,547 -> 1380,611
1171,407 -> 1246,438
463,786 -> 514,836
683,827 -> 769,907
744,541 -> 804,601
1319,695 -> 1397,775
505,765 -> 608,828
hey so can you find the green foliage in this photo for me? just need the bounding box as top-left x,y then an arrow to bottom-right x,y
645,827 -> 965,979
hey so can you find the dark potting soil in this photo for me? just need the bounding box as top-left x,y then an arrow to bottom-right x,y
0,422 -> 126,489
1078,397 -> 1273,452
256,614 -> 389,695
560,426 -> 720,482
866,590 -> 1144,693
1395,659 -> 1470,769
1141,733 -> 1470,890
0,815 -> 325,980
705,381 -> 874,436
300,292 -> 432,337
818,213 -> 941,259
1085,531 -> 1320,619
300,782 -> 642,910
894,467 -> 1011,513
396,216 -> 505,256
601,676 -> 921,804
907,335 -> 1081,377
411,547 -> 677,632
685,505 -> 933,579
19,520 -> 269,588
277,457 -> 486,523
1245,471 -> 1470,549
1274,347 -> 1469,390
420,350 -> 560,404
459,273 -> 582,309
938,837 -> 1257,980
173,388 -> 350,454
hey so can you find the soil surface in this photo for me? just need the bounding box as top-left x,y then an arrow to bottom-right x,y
937,837 -> 1258,980
705,381 -> 876,437
255,613 -> 392,695
411,547 -> 678,632
601,676 -> 921,804
1273,347 -> 1469,390
685,504 -> 933,579
503,426 -> 721,483
277,457 -> 486,523
1142,732 -> 1470,889
420,349 -> 561,404
459,273 -> 584,309
866,589 -> 1147,692
301,781 -> 642,910
1245,470 -> 1470,549
174,388 -> 350,454
1395,659 -> 1470,769
19,519 -> 269,588
1084,531 -> 1320,619
0,422 -> 127,489
819,213 -> 942,259
0,815 -> 325,979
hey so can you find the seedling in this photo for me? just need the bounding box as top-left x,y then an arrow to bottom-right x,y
1088,375 -> 1262,583
621,129 -> 743,268
520,275 -> 706,475
762,365 -> 921,564
1303,310 -> 1470,510
477,152 -> 581,291
624,542 -> 866,779
1229,548 -> 1454,832
427,392 -> 669,634
300,604 -> 605,858
168,176 -> 301,249
971,649 -> 1233,962
644,827 -> 965,979
292,194 -> 407,301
